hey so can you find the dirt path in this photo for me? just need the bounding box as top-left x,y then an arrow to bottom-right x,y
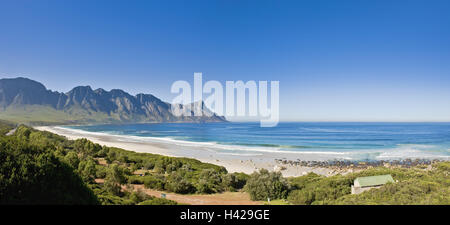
132,184 -> 263,205
94,179 -> 262,205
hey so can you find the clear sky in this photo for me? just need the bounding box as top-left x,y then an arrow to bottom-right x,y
1,0 -> 450,122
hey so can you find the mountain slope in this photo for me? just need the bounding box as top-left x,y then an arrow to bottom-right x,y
0,77 -> 226,124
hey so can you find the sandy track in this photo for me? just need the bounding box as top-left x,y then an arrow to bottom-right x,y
132,184 -> 262,205
95,179 -> 262,205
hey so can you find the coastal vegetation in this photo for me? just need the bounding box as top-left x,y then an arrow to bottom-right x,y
244,169 -> 290,201
0,120 -> 14,135
0,120 -> 449,205
0,133 -> 99,204
0,122 -> 247,204
286,164 -> 450,205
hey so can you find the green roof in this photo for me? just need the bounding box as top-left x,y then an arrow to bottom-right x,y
354,175 -> 394,187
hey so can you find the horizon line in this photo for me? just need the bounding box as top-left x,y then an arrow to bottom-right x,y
225,120 -> 450,123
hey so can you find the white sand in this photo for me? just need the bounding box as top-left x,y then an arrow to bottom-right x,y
35,126 -> 339,177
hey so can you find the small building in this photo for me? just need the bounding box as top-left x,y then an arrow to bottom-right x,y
351,174 -> 394,194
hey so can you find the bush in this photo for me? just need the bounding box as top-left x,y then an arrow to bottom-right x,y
288,172 -> 322,190
128,175 -> 145,184
287,189 -> 315,205
287,174 -> 352,205
196,169 -> 224,194
143,175 -> 166,190
103,164 -> 127,196
95,165 -> 107,178
138,198 -> 178,205
222,172 -> 249,191
0,136 -> 99,204
78,158 -> 97,183
244,169 -> 289,201
128,189 -> 150,204
74,138 -> 101,158
165,171 -> 196,194
143,161 -> 155,170
64,151 -> 80,169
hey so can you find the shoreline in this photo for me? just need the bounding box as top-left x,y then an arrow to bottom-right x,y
34,125 -> 449,177
35,126 -> 339,177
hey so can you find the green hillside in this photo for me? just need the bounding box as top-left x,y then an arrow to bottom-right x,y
0,121 -> 239,205
0,105 -> 113,125
286,164 -> 450,205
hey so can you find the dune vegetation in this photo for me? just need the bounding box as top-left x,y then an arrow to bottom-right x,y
0,120 -> 449,205
0,122 -> 248,204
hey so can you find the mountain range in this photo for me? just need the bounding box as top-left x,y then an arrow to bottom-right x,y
0,77 -> 226,124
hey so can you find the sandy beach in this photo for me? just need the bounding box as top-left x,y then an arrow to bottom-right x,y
34,126 -> 340,177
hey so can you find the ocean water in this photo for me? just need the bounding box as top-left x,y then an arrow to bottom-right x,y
64,122 -> 450,161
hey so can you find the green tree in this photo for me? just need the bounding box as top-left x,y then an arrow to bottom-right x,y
128,189 -> 150,204
244,169 -> 290,201
222,172 -> 249,191
196,169 -> 223,194
138,198 -> 178,205
143,174 -> 166,190
104,164 -> 126,196
0,136 -> 99,204
78,158 -> 97,183
64,151 -> 80,169
165,171 -> 195,194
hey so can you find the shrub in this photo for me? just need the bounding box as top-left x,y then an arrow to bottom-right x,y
78,158 -> 97,183
196,169 -> 224,194
128,189 -> 150,204
287,189 -> 315,205
95,165 -> 107,179
143,161 -> 155,170
143,175 -> 166,190
128,175 -> 145,184
64,151 -> 80,169
287,174 -> 352,205
138,198 -> 178,205
0,136 -> 99,204
222,172 -> 249,191
103,164 -> 127,196
165,171 -> 196,194
244,169 -> 289,201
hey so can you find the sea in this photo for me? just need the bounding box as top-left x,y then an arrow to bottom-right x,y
63,122 -> 450,161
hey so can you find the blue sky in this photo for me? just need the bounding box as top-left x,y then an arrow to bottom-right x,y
1,0 -> 450,121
